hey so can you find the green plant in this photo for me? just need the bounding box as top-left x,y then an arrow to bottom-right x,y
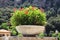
0,23 -> 18,36
38,33 -> 45,38
46,8 -> 56,20
47,15 -> 60,32
10,6 -> 46,26
9,26 -> 18,36
51,33 -> 57,37
11,30 -> 17,36
1,23 -> 9,30
0,7 -> 13,25
17,33 -> 23,37
58,33 -> 60,40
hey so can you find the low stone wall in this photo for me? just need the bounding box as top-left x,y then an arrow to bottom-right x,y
0,36 -> 58,40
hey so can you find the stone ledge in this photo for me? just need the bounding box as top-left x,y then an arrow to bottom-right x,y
0,37 -> 58,40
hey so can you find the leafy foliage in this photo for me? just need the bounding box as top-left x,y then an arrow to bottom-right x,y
48,15 -> 60,31
0,23 -> 18,36
10,6 -> 46,26
0,7 -> 13,25
0,23 -> 9,30
58,33 -> 60,40
38,33 -> 45,38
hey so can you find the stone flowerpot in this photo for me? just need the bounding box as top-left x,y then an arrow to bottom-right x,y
16,25 -> 45,36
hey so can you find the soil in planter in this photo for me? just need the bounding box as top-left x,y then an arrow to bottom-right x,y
23,34 -> 37,37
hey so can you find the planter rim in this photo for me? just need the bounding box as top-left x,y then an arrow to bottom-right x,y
16,25 -> 45,27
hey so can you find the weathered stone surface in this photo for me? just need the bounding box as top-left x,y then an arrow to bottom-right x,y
0,37 -> 3,40
16,25 -> 45,35
0,37 -> 58,40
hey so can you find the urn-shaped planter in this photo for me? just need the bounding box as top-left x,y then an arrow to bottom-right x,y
16,25 -> 45,35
